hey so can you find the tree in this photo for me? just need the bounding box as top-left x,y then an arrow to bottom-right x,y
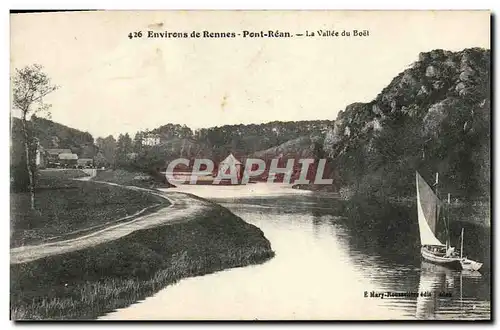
97,135 -> 117,167
12,64 -> 58,210
133,131 -> 144,153
115,133 -> 133,168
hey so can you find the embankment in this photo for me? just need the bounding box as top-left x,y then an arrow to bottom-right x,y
92,169 -> 175,189
11,190 -> 274,320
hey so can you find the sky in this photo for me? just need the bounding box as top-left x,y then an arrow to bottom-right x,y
10,11 -> 490,139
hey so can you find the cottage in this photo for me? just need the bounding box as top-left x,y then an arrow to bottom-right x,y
143,134 -> 161,146
217,153 -> 243,182
46,149 -> 72,165
77,158 -> 94,168
58,153 -> 78,167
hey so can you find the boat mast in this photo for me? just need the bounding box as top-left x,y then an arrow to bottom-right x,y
447,193 -> 451,248
460,228 -> 464,259
436,172 -> 453,248
434,173 -> 439,239
434,172 -> 447,248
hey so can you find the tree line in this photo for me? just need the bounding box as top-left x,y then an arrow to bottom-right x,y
94,120 -> 334,172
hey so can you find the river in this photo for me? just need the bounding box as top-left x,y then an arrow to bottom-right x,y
101,183 -> 491,320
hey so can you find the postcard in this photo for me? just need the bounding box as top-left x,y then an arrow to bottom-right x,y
10,10 -> 491,320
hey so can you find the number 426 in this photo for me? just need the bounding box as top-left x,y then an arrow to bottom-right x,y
128,31 -> 143,39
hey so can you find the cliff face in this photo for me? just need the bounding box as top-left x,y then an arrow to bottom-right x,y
324,48 -> 490,199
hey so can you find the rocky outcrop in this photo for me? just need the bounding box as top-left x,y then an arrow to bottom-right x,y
323,48 -> 490,198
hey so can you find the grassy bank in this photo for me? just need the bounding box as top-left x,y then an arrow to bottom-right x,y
38,169 -> 90,180
292,184 -> 338,192
11,174 -> 167,247
92,169 -> 175,189
11,202 -> 274,320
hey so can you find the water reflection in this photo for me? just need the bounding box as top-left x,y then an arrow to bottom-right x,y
101,189 -> 490,320
416,261 -> 488,320
219,195 -> 490,320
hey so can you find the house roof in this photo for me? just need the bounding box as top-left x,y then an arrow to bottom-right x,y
77,158 -> 93,163
220,153 -> 242,165
46,149 -> 72,155
58,153 -> 78,160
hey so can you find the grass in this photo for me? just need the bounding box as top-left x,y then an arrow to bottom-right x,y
10,174 -> 168,248
92,169 -> 174,189
38,169 -> 90,180
10,203 -> 274,320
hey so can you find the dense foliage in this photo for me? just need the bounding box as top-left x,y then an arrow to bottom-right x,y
111,120 -> 333,172
29,116 -> 97,157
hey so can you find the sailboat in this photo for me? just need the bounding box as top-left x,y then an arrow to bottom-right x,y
416,172 -> 482,271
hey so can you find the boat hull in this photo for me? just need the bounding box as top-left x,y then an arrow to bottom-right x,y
460,258 -> 483,271
421,247 -> 463,270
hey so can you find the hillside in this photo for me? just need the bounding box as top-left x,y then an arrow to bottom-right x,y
202,120 -> 333,156
130,120 -> 334,169
158,138 -> 212,159
130,138 -> 212,171
323,48 -> 490,199
252,136 -> 322,160
11,116 -> 98,158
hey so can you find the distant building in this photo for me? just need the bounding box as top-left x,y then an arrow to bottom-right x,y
58,153 -> 78,167
143,134 -> 161,146
46,149 -> 72,164
217,153 -> 243,182
77,158 -> 93,168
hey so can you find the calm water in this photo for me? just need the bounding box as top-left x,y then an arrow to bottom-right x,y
102,185 -> 491,320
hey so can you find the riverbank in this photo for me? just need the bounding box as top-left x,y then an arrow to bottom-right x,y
292,182 -> 490,228
11,177 -> 274,320
92,169 -> 175,189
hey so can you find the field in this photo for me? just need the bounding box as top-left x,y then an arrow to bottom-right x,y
37,169 -> 90,180
10,171 -> 168,247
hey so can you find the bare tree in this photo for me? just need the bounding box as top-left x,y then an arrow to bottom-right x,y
12,64 -> 58,210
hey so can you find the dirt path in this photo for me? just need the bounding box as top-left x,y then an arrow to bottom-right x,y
10,184 -> 213,265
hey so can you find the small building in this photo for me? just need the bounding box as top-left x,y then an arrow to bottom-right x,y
46,148 -> 72,164
217,153 -> 243,182
143,134 -> 161,146
77,158 -> 94,168
58,153 -> 78,167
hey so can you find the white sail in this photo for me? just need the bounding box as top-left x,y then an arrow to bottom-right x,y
416,172 -> 445,246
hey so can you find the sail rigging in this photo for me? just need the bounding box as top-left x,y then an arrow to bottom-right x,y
416,172 -> 445,246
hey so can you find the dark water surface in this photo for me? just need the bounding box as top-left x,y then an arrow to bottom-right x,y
102,191 -> 490,320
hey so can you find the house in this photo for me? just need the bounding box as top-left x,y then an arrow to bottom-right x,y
143,134 -> 161,146
77,158 -> 94,168
46,149 -> 72,164
58,153 -> 78,167
217,153 -> 243,182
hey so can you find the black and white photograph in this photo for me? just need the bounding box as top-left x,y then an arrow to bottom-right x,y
9,10 -> 491,320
